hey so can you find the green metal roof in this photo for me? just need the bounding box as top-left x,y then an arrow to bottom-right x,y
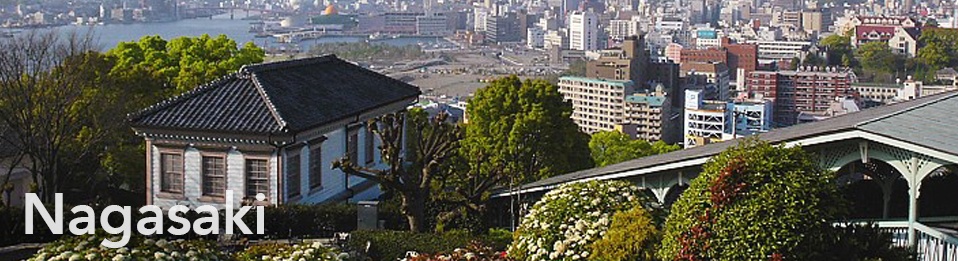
625,95 -> 665,107
559,76 -> 634,87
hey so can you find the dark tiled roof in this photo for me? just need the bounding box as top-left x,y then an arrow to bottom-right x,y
243,56 -> 421,132
130,76 -> 283,134
513,91 -> 958,192
130,55 -> 421,135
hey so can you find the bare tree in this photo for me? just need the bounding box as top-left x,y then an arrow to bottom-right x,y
0,30 -> 123,202
333,110 -> 461,232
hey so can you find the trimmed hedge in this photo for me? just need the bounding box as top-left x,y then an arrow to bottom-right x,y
244,203 -> 357,239
346,229 -> 512,261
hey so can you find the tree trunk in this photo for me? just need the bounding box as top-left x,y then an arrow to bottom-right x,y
402,193 -> 427,232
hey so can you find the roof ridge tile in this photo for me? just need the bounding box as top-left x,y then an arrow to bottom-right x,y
240,54 -> 338,73
244,70 -> 289,132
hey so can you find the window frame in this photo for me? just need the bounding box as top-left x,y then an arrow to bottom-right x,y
244,155 -> 270,201
199,152 -> 228,200
308,141 -> 323,191
286,149 -> 302,199
156,147 -> 185,199
347,125 -> 360,165
364,124 -> 376,165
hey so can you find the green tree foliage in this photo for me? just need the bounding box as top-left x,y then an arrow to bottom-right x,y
659,139 -> 845,261
589,131 -> 679,167
802,53 -> 826,67
857,41 -> 904,83
436,76 -> 592,231
918,42 -> 951,69
917,28 -> 958,70
106,34 -> 264,94
820,34 -> 854,66
588,205 -> 660,261
461,75 -> 593,184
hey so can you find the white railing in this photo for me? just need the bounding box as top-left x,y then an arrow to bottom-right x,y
867,220 -> 958,261
913,222 -> 958,261
835,219 -> 958,261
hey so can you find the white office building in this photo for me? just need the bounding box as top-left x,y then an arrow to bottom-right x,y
684,89 -> 733,148
569,10 -> 600,51
527,27 -> 546,48
609,18 -> 641,40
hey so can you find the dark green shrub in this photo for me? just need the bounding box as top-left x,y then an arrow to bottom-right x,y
484,228 -> 513,251
659,139 -> 845,260
827,223 -> 913,261
241,203 -> 357,240
589,205 -> 659,261
346,229 -> 510,261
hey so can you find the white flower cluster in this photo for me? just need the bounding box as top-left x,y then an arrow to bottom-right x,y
399,245 -> 508,261
258,242 -> 348,261
29,234 -> 222,261
509,180 -> 643,261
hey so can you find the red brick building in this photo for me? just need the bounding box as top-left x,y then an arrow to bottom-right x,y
679,44 -> 758,88
725,43 -> 758,76
746,68 -> 858,126
679,48 -> 727,65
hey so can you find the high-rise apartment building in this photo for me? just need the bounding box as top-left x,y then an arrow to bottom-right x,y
621,85 -> 674,142
558,77 -> 634,134
608,18 -> 641,41
746,67 -> 858,126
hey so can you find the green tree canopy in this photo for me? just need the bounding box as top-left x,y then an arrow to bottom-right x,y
659,139 -> 845,260
106,34 -> 265,94
461,75 -> 593,184
857,41 -> 904,82
589,131 -> 679,167
820,34 -> 853,66
917,28 -> 958,70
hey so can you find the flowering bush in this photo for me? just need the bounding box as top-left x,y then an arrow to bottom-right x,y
234,242 -> 347,261
658,139 -> 844,260
347,229 -> 509,261
508,180 -> 653,261
28,232 -> 226,261
404,241 -> 512,261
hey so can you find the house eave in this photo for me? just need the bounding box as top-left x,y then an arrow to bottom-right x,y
132,126 -> 293,145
